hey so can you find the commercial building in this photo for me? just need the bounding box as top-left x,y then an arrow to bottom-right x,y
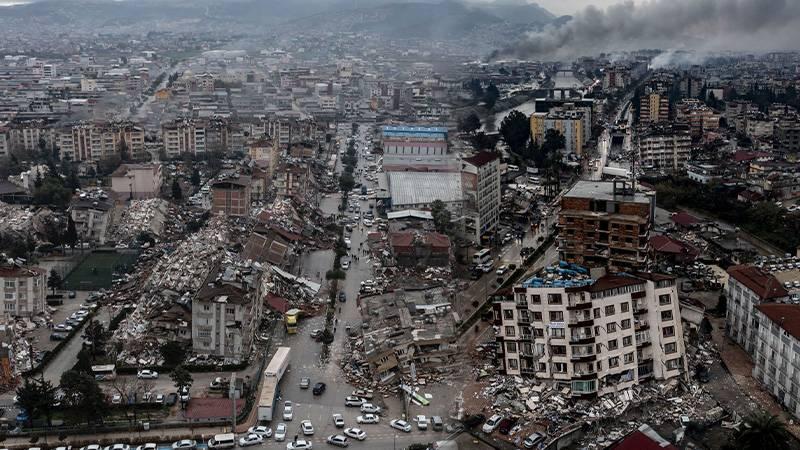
1,262 -> 46,318
726,265 -> 789,355
110,163 -> 163,200
638,126 -> 692,171
386,171 -> 463,212
639,93 -> 670,124
493,269 -> 687,397
211,175 -> 251,217
381,125 -> 448,156
558,181 -> 654,272
461,151 -> 501,244
530,108 -> 586,155
752,303 -> 800,419
70,199 -> 114,244
191,262 -> 264,360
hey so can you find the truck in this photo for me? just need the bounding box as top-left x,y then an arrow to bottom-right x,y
285,308 -> 300,334
601,166 -> 631,179
257,347 -> 291,421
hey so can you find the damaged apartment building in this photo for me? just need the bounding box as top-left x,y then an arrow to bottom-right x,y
192,261 -> 265,361
493,265 -> 687,397
360,288 -> 460,384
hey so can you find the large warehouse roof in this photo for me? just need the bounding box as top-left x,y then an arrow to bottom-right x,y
387,171 -> 463,207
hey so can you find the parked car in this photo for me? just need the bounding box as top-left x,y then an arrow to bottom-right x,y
344,396 -> 364,407
415,415 -> 429,430
496,265 -> 508,276
498,416 -> 518,435
332,413 -> 345,428
482,414 -> 502,433
523,432 -> 546,448
283,401 -> 294,420
248,425 -> 273,438
343,428 -> 366,441
325,435 -> 348,448
359,403 -> 381,414
301,419 -> 314,435
390,419 -> 412,433
135,444 -> 156,450
274,423 -> 287,441
50,332 -> 68,341
313,382 -> 327,395
237,434 -> 263,447
137,369 -> 158,379
300,377 -> 311,389
356,414 -> 379,424
171,440 -> 196,450
285,440 -> 312,450
310,329 -> 323,340
209,377 -> 227,390
103,444 -> 129,450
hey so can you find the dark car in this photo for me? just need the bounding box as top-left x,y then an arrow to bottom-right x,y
50,332 -> 68,341
165,393 -> 178,406
498,416 -> 518,435
313,382 -> 327,395
338,292 -> 346,303
463,414 -> 486,429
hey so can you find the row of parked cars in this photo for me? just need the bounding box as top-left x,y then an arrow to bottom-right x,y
480,414 -> 546,449
51,303 -> 96,340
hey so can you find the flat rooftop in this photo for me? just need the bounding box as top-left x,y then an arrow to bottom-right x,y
565,180 -> 651,205
388,171 -> 462,206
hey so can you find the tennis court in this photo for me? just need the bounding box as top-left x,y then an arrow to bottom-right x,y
64,250 -> 139,290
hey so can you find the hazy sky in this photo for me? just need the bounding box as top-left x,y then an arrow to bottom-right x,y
533,0 -> 629,16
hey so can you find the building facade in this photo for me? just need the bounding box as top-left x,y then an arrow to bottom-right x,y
640,93 -> 670,124
461,152 -> 501,244
381,125 -> 448,156
110,163 -> 163,200
638,128 -> 692,171
211,176 -> 252,217
752,303 -> 800,419
494,272 -> 687,397
70,199 -> 114,244
162,119 -> 207,157
1,263 -> 46,318
530,109 -> 586,155
726,265 -> 789,355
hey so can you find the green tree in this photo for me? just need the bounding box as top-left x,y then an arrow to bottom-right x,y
732,413 -> 791,450
339,173 -> 355,193
190,168 -> 201,186
430,200 -> 454,235
469,131 -> 496,151
459,112 -> 481,134
47,269 -> 62,295
60,370 -> 108,425
160,341 -> 186,366
171,179 -> 182,200
499,110 -> 530,157
484,82 -> 500,110
467,78 -> 484,99
170,365 -> 193,392
64,216 -> 78,249
15,379 -> 41,426
83,320 -> 107,358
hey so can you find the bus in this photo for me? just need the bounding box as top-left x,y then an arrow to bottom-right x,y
91,364 -> 116,381
472,249 -> 492,265
285,308 -> 300,334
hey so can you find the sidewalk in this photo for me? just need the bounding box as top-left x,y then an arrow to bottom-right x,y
710,316 -> 800,439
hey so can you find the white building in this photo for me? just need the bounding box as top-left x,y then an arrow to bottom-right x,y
726,265 -> 789,355
110,163 -> 163,200
70,199 -> 114,244
1,262 -> 46,318
461,151 -> 501,243
162,120 -> 207,157
638,129 -> 692,171
494,270 -> 687,397
752,303 -> 800,418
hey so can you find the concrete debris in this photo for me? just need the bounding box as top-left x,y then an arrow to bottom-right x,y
109,198 -> 170,243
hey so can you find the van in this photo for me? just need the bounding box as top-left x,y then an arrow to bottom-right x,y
432,416 -> 443,431
208,433 -> 235,449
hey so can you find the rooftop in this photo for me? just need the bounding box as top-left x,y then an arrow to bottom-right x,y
565,181 -> 651,205
462,151 -> 499,168
728,265 -> 788,300
387,171 -> 463,207
755,303 -> 800,341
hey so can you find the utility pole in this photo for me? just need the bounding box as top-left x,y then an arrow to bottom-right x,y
230,372 -> 237,432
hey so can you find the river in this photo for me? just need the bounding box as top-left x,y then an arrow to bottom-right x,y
483,99 -> 538,133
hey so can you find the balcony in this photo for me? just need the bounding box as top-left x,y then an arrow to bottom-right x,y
567,298 -> 592,310
570,351 -> 596,362
635,320 -> 649,331
635,337 -> 652,348
568,316 -> 594,327
569,334 -> 595,344
573,368 -> 597,379
515,300 -> 528,309
521,366 -> 537,375
518,317 -> 532,325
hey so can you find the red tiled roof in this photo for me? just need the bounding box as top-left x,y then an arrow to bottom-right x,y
589,274 -> 645,292
728,265 -> 788,300
734,150 -> 770,162
390,231 -> 414,248
755,304 -> 800,341
609,430 -> 678,450
424,232 -> 450,249
649,235 -> 699,257
670,212 -> 700,227
266,293 -> 289,313
463,151 -> 499,167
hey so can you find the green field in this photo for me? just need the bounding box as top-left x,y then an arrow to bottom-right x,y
64,251 -> 139,290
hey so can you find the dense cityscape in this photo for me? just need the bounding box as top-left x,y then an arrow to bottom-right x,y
1,0 -> 800,449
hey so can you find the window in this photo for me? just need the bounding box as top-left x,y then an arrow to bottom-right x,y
532,311 -> 543,321
596,360 -> 603,371
226,307 -> 235,315
4,281 -> 14,289
548,293 -> 563,305
506,342 -> 517,353
607,339 -> 618,350
550,328 -> 565,338
503,309 -> 514,320
538,363 -> 547,372
605,305 -> 615,316
624,352 -> 634,364
531,294 -> 541,304
551,345 -> 567,356
4,303 -> 14,311
609,356 -> 619,368
621,319 -> 631,329
505,326 -> 516,337
607,322 -> 617,333
663,326 -> 675,338
203,305 -> 210,311
553,362 -> 567,373
666,357 -> 683,371
593,308 -> 601,319
620,302 -> 630,313
623,336 -> 633,347
549,311 -> 564,322
664,342 -> 677,354
17,280 -> 25,288
661,310 -> 673,321
4,293 -> 13,300
659,294 -> 672,305
533,328 -> 544,337
508,358 -> 519,370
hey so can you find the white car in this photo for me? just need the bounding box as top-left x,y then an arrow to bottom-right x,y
356,414 -> 379,424
238,434 -> 263,447
301,419 -> 314,435
341,260 -> 350,270
344,238 -> 352,249
345,396 -> 364,407
390,419 -> 412,433
496,265 -> 508,276
135,444 -> 156,450
333,413 -> 345,428
248,425 -> 272,438
283,400 -> 294,421
326,435 -> 348,448
285,440 -> 312,450
81,446 -> 102,450
275,423 -> 287,441
343,428 -> 366,441
360,403 -> 381,414
415,415 -> 429,430
171,441 -> 196,450
137,369 -> 158,379
482,414 -> 503,433
103,445 -> 129,450
111,394 -> 122,405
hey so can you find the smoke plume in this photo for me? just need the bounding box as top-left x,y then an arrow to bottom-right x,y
491,0 -> 800,60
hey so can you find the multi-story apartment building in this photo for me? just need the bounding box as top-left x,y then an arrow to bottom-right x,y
1,262 -> 46,318
752,303 -> 800,419
381,125 -> 448,155
558,181 -> 654,272
110,163 -> 163,200
162,119 -> 207,157
211,175 -> 251,217
0,126 -> 8,158
191,262 -> 263,360
675,99 -> 719,138
274,163 -> 311,199
494,270 -> 686,397
57,122 -> 146,162
530,108 -> 586,155
726,265 -> 788,355
638,126 -> 692,171
70,199 -> 114,244
640,92 -> 670,124
461,151 -> 501,244
533,99 -> 593,145
776,117 -> 800,151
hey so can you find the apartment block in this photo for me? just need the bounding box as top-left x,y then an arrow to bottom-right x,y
726,265 -> 789,355
57,122 -> 145,162
530,108 -> 585,155
493,270 -> 686,397
162,119 -> 207,157
69,199 -> 114,244
640,93 -> 670,124
110,163 -> 163,200
638,126 -> 692,171
558,181 -> 654,272
211,175 -> 251,217
752,303 -> 800,419
461,151 -> 501,244
1,262 -> 46,318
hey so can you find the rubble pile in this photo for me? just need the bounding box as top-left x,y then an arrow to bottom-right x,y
269,266 -> 323,308
109,198 -> 169,242
0,201 -> 34,232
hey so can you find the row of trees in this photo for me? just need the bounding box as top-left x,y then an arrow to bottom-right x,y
498,109 -> 566,169
467,79 -> 501,110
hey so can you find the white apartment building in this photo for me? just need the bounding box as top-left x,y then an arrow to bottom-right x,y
1,263 -> 46,319
752,303 -> 800,418
494,271 -> 687,397
461,151 -> 501,244
110,163 -> 163,200
162,120 -> 207,157
726,265 -> 789,355
57,122 -> 145,162
638,130 -> 692,171
70,199 -> 114,244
